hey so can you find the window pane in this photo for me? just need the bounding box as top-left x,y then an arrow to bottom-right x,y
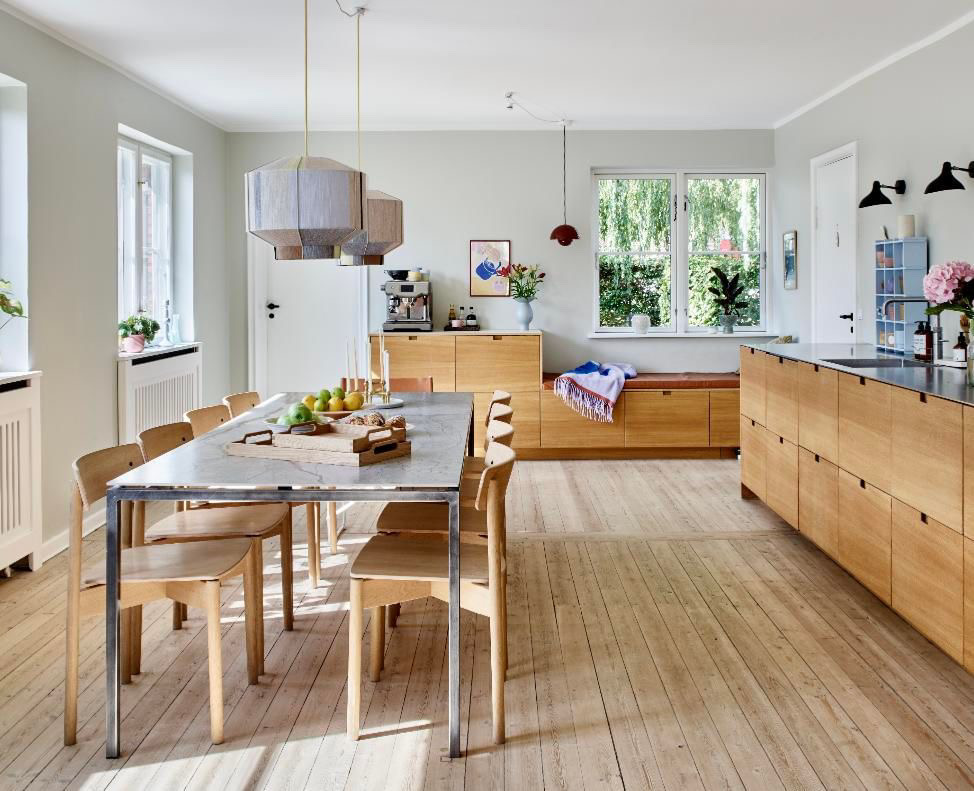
598,255 -> 671,328
598,178 -> 671,253
687,176 -> 760,252
688,253 -> 761,328
117,145 -> 138,320
141,153 -> 172,324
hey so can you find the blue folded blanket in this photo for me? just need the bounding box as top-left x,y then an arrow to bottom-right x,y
554,361 -> 636,422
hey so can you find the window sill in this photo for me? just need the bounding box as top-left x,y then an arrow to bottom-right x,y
587,331 -> 777,340
117,341 -> 201,361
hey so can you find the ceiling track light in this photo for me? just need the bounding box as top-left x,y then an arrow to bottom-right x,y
858,179 -> 906,208
340,5 -> 404,267
506,91 -> 579,247
245,0 -> 368,261
924,161 -> 974,194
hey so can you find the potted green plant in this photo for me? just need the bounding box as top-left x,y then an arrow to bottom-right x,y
0,279 -> 26,369
118,313 -> 161,353
499,263 -> 546,330
708,267 -> 747,334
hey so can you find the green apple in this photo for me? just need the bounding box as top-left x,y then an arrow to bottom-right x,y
313,398 -> 328,412
289,402 -> 312,422
318,388 -> 331,401
331,386 -> 346,400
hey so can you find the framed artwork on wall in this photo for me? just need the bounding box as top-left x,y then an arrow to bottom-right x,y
783,230 -> 798,290
469,240 -> 511,297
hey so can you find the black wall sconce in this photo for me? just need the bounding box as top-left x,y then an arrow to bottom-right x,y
924,161 -> 974,194
859,179 -> 906,208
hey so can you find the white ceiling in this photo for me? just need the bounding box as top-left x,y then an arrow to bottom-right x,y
4,0 -> 974,132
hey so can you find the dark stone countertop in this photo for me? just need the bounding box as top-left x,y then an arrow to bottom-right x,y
744,342 -> 974,407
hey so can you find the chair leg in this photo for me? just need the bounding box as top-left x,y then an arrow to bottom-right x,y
306,503 -> 320,588
348,579 -> 363,740
386,602 -> 400,629
370,606 -> 385,682
490,599 -> 506,745
204,581 -> 224,745
281,509 -> 294,631
255,540 -> 265,675
327,502 -> 338,554
131,605 -> 143,675
63,589 -> 80,746
244,547 -> 260,685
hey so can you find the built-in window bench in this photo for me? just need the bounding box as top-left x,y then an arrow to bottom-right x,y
538,371 -> 740,459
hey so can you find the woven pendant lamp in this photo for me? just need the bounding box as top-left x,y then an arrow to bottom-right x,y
245,0 -> 368,261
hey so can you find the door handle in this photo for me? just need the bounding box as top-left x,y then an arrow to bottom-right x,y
266,302 -> 280,310
839,313 -> 853,321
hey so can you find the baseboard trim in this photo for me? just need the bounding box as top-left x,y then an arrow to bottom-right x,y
517,447 -> 739,461
40,507 -> 105,563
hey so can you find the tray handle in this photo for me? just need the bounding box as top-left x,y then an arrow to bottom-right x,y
241,429 -> 273,444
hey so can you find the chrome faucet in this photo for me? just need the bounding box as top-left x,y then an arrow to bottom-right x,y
881,297 -> 944,360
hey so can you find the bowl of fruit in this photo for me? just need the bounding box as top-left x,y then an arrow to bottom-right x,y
265,401 -> 316,433
311,385 -> 366,421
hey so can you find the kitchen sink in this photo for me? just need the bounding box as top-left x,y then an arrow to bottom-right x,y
820,358 -> 929,369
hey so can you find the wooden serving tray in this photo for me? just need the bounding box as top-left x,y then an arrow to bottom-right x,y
227,427 -> 410,466
276,422 -> 406,453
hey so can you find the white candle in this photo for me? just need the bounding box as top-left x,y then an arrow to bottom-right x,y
351,337 -> 358,387
345,340 -> 351,389
384,350 -> 391,390
365,337 -> 372,395
379,335 -> 386,383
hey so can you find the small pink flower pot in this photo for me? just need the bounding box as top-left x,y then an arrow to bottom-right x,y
122,334 -> 145,353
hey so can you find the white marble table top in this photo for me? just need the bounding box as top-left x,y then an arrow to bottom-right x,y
110,391 -> 473,491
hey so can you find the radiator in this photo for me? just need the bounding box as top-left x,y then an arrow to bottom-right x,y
0,375 -> 43,571
117,344 -> 202,443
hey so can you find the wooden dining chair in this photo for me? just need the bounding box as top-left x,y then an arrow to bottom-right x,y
347,442 -> 515,744
66,445 -> 261,747
223,391 -> 261,417
138,422 -> 295,664
484,390 -> 512,425
184,404 -> 231,436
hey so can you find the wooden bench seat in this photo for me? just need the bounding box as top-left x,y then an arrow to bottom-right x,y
542,371 -> 740,390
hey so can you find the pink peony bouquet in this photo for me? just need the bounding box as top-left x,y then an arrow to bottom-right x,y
923,261 -> 974,319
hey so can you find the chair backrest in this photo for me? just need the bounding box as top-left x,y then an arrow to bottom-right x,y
483,418 -> 515,452
184,404 -> 231,436
476,442 -> 516,587
488,402 -> 514,425
484,390 -> 512,426
73,444 -> 145,509
223,391 -> 261,417
390,376 -> 434,393
139,421 -> 193,461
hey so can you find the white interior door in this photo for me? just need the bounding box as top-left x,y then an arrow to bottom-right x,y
250,239 -> 368,396
811,148 -> 857,343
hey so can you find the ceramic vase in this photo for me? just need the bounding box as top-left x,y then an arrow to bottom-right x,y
631,313 -> 650,334
514,298 -> 535,331
719,315 -> 736,334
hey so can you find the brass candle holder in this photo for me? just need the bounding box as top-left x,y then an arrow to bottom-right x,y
367,378 -> 391,405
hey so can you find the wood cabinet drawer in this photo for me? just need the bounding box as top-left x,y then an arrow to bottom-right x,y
740,416 -> 766,501
798,362 -> 838,463
765,431 -> 798,528
892,499 -> 964,662
798,448 -> 838,558
710,391 -> 741,447
838,373 -> 891,492
837,468 -> 892,605
890,388 -> 963,532
966,410 -> 974,539
370,334 -> 456,392
455,335 -> 540,393
965,539 -> 974,672
540,391 -> 625,448
739,347 -> 766,424
473,391 -> 540,452
765,356 -> 799,444
624,391 -> 709,447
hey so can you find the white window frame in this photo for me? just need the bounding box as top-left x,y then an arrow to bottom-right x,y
592,169 -> 767,335
117,135 -> 174,323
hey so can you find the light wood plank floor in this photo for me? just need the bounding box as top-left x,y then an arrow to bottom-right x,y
2,460 -> 974,789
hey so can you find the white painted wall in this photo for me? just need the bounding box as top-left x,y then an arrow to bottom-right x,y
0,9 -> 230,543
772,21 -> 974,346
0,79 -> 28,371
227,129 -> 775,380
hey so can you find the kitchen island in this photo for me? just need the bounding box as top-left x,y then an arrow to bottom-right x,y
740,343 -> 974,671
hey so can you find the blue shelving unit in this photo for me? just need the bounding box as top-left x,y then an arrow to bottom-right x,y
874,237 -> 928,354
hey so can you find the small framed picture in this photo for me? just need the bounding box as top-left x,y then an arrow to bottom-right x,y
783,230 -> 797,290
469,240 -> 511,297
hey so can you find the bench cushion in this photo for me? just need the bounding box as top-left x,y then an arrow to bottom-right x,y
542,372 -> 740,390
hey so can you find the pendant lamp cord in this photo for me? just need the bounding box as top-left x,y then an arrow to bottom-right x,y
303,0 -> 309,157
356,10 -> 362,170
562,123 -> 567,224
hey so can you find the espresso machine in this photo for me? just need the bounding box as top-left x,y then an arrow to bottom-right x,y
381,270 -> 433,331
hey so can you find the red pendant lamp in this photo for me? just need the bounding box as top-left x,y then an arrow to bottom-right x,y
550,124 -> 579,246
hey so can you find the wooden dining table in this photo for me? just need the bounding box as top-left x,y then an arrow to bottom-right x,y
104,391 -> 474,759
